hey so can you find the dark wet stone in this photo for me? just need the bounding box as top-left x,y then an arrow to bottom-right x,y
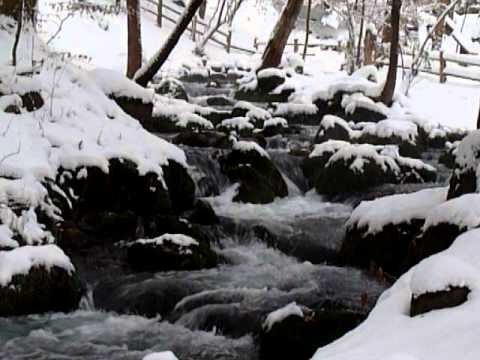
0,265 -> 82,316
411,286 -> 470,317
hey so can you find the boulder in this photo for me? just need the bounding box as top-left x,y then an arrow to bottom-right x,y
315,115 -> 351,143
447,131 -> 480,199
184,199 -> 219,225
259,303 -> 364,360
303,142 -> 436,196
94,274 -> 201,318
272,103 -> 319,125
411,286 -> 470,317
172,131 -> 230,148
0,245 -> 82,316
220,141 -> 288,204
127,233 -> 218,272
256,68 -> 286,93
262,117 -> 288,137
152,78 -> 188,101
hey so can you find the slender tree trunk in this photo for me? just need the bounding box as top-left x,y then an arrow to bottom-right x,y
127,0 -> 143,78
135,0 -> 205,87
364,27 -> 376,65
477,99 -> 480,130
302,0 -> 311,60
12,0 -> 24,66
355,0 -> 366,67
199,0 -> 207,19
258,0 -> 303,71
380,0 -> 402,106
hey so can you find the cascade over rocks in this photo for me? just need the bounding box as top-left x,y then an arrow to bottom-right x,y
220,142 -> 288,204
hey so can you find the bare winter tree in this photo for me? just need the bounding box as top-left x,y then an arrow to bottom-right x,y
380,0 -> 402,106
12,0 -> 24,67
0,0 -> 36,22
134,0 -> 205,87
127,0 -> 143,78
258,0 -> 303,71
195,0 -> 243,55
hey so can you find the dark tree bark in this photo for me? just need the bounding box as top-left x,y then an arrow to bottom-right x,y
364,27 -> 376,65
477,99 -> 480,130
11,0 -> 23,66
127,0 -> 143,79
135,0 -> 205,87
0,0 -> 36,23
199,0 -> 207,19
380,0 -> 402,106
302,0 -> 312,60
258,0 -> 303,71
355,0 -> 366,67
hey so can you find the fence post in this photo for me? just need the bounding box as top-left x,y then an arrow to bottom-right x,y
439,50 -> 447,83
294,38 -> 299,53
254,37 -> 258,51
156,0 -> 163,27
226,29 -> 232,53
192,16 -> 197,41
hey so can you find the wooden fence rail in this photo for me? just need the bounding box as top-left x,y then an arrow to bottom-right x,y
140,0 -> 255,54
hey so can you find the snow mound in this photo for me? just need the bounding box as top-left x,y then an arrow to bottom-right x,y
143,351 -> 178,360
176,112 -> 213,129
263,117 -> 288,128
347,187 -> 448,235
0,244 -> 74,286
232,140 -> 269,158
263,302 -> 304,332
410,254 -> 478,298
422,193 -> 480,231
134,233 -> 199,248
312,228 -> 480,360
218,117 -> 254,131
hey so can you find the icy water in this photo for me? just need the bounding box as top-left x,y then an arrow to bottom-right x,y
0,145 -> 388,359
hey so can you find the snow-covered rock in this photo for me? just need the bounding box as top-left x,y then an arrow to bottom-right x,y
143,352 -> 178,360
127,233 -> 217,272
0,245 -> 82,316
303,141 -> 436,196
342,188 -> 448,276
312,228 -> 480,360
220,141 -> 288,204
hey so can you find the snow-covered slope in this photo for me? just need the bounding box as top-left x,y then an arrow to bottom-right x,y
312,227 -> 480,360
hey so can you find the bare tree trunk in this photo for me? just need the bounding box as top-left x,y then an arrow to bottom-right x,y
135,0 -> 205,87
380,0 -> 402,106
258,0 -> 303,71
12,0 -> 24,66
1,0 -> 35,22
355,0 -> 366,67
364,27 -> 376,65
302,0 -> 311,60
477,99 -> 480,130
127,0 -> 143,78
199,0 -> 207,19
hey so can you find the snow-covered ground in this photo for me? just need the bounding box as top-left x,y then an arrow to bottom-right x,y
37,0 -> 479,129
312,228 -> 480,360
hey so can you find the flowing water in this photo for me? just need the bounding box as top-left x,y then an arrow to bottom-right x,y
0,80 -> 447,360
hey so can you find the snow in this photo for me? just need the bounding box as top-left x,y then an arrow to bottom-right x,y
347,187 -> 448,235
341,93 -> 388,117
218,117 -> 254,131
0,244 -> 75,286
176,112 -> 213,129
143,352 -> 178,360
359,119 -> 418,143
410,254 -> 478,298
263,117 -> 288,128
263,302 -> 304,332
134,233 -> 199,248
309,140 -> 351,158
232,140 -> 269,158
89,68 -> 154,103
312,228 -> 480,360
422,193 -> 480,232
272,103 -> 318,116
0,225 -> 18,249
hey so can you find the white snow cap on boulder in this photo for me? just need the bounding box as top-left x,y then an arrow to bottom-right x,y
0,245 -> 74,286
232,140 -> 270,158
142,351 -> 178,360
263,302 -> 304,332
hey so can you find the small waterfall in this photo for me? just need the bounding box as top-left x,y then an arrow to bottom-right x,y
183,146 -> 230,197
268,150 -> 309,193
